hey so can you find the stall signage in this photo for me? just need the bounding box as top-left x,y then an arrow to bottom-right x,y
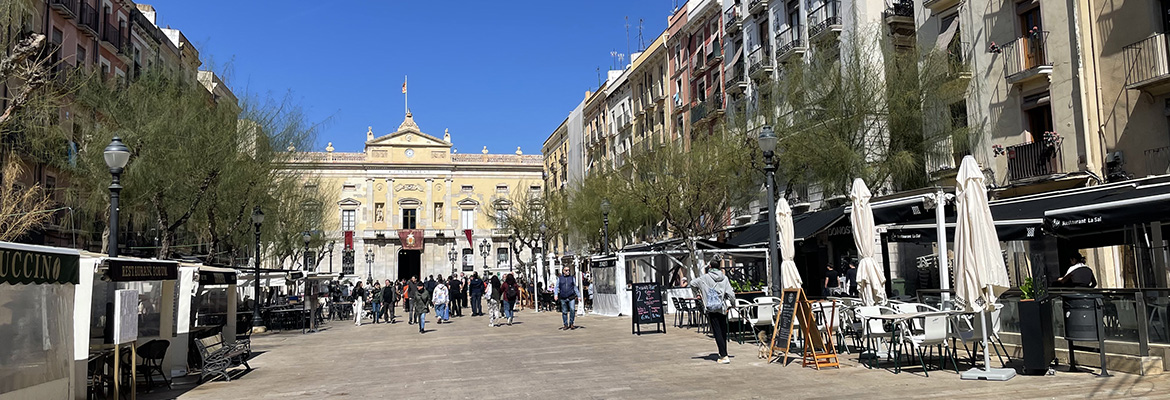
631,282 -> 666,335
107,259 -> 178,281
0,243 -> 79,285
199,270 -> 238,285
398,229 -> 424,250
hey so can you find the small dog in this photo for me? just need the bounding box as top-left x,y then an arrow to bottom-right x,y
757,330 -> 773,359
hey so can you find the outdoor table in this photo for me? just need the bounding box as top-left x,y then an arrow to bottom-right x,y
864,311 -> 960,373
89,342 -> 137,399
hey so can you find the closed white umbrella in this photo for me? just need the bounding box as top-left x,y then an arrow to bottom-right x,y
954,155 -> 1015,381
850,179 -> 885,306
777,198 -> 803,289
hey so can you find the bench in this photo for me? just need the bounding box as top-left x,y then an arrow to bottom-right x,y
194,333 -> 251,383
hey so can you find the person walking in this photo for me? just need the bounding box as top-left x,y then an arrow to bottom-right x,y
425,275 -> 438,294
823,263 -> 839,298
381,279 -> 398,323
845,259 -> 858,297
433,278 -> 450,324
502,273 -> 519,326
694,260 -> 736,364
406,277 -> 418,324
487,275 -> 502,327
412,280 -> 431,334
555,266 -> 579,330
447,275 -> 463,317
370,282 -> 383,324
352,281 -> 368,327
469,273 -> 485,316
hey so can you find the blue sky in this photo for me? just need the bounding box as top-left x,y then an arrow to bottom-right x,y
146,1 -> 675,154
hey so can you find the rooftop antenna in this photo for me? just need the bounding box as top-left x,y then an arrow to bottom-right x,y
641,18 -> 650,51
625,16 -> 630,64
618,53 -> 625,67
610,50 -> 618,69
597,67 -> 601,88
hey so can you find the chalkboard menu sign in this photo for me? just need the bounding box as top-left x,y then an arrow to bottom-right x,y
768,289 -> 801,361
631,282 -> 666,335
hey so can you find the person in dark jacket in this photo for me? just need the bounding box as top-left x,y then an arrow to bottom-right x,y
487,275 -> 502,327
469,273 -> 485,316
555,266 -> 579,330
380,279 -> 398,323
412,280 -> 431,334
447,275 -> 463,317
425,275 -> 438,294
502,273 -> 519,325
407,277 -> 420,324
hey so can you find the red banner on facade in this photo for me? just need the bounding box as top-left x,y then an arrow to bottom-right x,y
463,229 -> 474,248
398,229 -> 424,250
344,231 -> 354,249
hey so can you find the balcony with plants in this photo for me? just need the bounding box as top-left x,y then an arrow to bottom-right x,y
725,6 -> 743,34
1000,28 -> 1051,85
994,131 -> 1064,181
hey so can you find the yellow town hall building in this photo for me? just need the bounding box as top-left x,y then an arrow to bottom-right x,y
285,112 -> 543,280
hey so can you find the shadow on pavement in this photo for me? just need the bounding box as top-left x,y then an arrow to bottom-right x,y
137,351 -> 264,400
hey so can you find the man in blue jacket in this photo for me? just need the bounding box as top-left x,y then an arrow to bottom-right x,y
555,266 -> 579,330
469,273 -> 485,316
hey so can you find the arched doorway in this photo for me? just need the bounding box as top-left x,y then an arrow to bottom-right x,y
398,249 -> 421,281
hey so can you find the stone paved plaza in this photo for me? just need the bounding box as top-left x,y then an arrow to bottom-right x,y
165,310 -> 1170,400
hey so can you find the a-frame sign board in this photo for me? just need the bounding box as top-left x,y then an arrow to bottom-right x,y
767,289 -> 840,369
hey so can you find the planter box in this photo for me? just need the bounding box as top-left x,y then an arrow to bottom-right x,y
1019,299 -> 1056,375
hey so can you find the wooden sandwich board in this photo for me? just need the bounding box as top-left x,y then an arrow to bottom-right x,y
767,288 -> 839,369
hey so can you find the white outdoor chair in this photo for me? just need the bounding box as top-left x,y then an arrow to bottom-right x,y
949,304 -> 1010,367
902,312 -> 959,376
894,302 -> 940,331
756,296 -> 782,305
729,299 -> 753,344
857,305 -> 899,368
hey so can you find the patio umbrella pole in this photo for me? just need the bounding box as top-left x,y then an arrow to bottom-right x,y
935,188 -> 951,310
960,283 -> 1015,381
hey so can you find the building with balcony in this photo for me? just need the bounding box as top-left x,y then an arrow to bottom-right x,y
283,112 -> 543,280
671,0 -> 726,138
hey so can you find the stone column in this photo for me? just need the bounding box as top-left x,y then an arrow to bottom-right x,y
424,178 -> 434,228
365,178 -> 375,226
386,178 -> 396,280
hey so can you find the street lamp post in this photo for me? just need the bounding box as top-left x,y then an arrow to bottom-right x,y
600,199 -> 611,254
301,232 -> 311,296
365,247 -> 375,284
479,238 -> 491,272
250,206 -> 265,328
301,232 -> 312,333
448,246 -> 458,275
757,126 -> 782,295
327,241 -> 335,274
104,137 -> 130,257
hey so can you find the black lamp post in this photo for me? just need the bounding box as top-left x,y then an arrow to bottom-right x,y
365,247 -> 375,284
104,136 -> 130,257
479,238 -> 491,271
448,246 -> 458,274
301,232 -> 311,296
327,241 -> 335,274
600,199 -> 611,254
757,125 -> 781,295
251,206 -> 265,327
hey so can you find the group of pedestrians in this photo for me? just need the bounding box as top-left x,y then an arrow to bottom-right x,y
343,271 -> 562,334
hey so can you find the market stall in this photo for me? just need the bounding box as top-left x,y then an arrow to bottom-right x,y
590,255 -> 629,317
0,242 -> 80,400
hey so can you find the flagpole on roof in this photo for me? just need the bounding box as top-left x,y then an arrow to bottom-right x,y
403,75 -> 408,115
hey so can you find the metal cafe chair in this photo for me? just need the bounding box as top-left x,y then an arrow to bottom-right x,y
136,339 -> 172,389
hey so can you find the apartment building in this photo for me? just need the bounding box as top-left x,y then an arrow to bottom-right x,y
666,0 -> 727,147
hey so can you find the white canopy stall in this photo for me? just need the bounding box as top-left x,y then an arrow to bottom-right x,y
0,242 -> 80,400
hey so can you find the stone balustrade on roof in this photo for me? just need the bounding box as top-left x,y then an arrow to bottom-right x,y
291,151 -> 542,165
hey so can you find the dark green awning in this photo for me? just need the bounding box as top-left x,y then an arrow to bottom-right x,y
0,242 -> 80,285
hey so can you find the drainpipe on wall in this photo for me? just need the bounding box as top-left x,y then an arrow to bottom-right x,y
1067,0 -> 1100,177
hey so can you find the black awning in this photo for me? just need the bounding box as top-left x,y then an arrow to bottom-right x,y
724,206 -> 845,247
1045,180 -> 1170,235
793,207 -> 846,242
198,269 -> 238,285
0,242 -> 80,285
887,219 -> 1044,243
107,258 -> 179,282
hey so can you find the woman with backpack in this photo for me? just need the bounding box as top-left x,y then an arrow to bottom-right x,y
433,277 -> 450,324
502,273 -> 520,326
487,275 -> 503,327
694,260 -> 737,364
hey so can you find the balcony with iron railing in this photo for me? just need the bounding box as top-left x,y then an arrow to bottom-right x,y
101,23 -> 124,52
1124,32 -> 1170,94
706,40 -> 723,66
808,0 -> 843,41
1001,30 -> 1051,85
883,0 -> 916,40
749,0 -> 770,15
725,61 -> 748,93
49,0 -> 79,18
775,26 -> 807,62
1145,146 -> 1170,176
78,3 -> 99,36
725,7 -> 743,33
1007,140 -> 1061,181
748,46 -> 773,80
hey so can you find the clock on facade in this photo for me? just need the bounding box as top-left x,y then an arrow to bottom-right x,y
405,149 -> 414,158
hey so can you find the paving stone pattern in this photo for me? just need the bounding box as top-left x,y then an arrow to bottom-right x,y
175,310 -> 1170,399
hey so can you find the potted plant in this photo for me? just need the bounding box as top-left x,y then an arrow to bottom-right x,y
1018,277 -> 1055,375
